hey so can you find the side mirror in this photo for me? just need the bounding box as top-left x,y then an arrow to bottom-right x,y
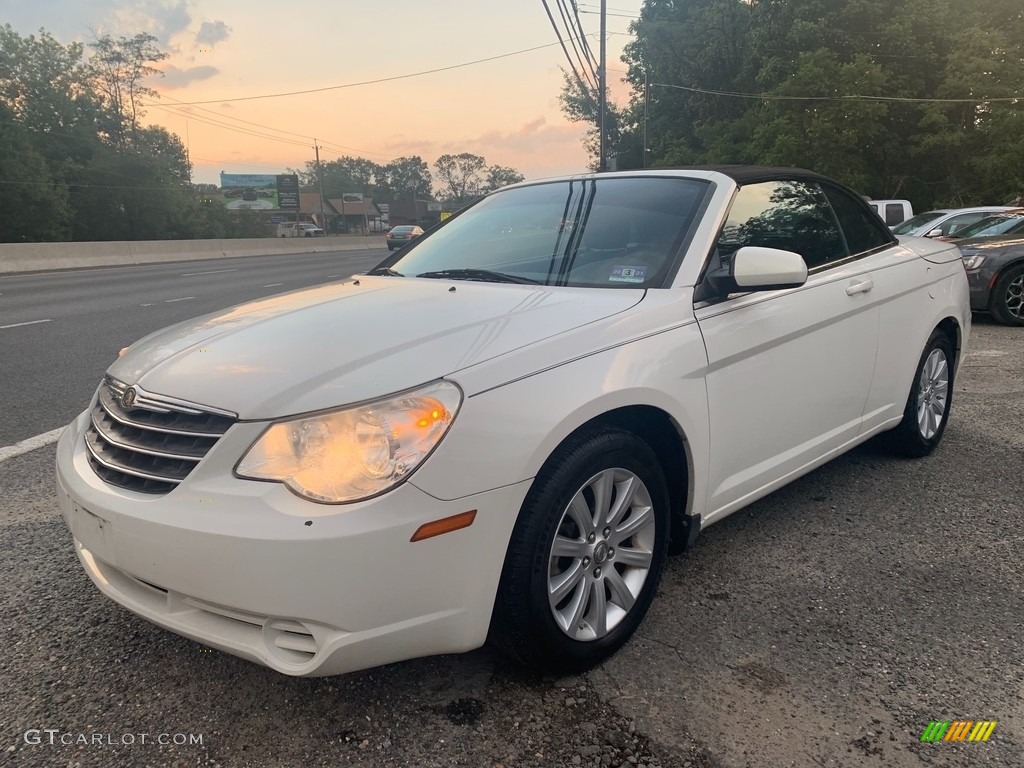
925,228 -> 942,237
732,246 -> 808,291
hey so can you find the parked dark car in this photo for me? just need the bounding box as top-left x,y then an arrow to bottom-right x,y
958,234 -> 1024,325
386,225 -> 424,251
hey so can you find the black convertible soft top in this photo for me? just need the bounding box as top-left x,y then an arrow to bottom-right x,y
663,165 -> 836,186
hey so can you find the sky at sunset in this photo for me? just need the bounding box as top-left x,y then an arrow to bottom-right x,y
5,0 -> 645,190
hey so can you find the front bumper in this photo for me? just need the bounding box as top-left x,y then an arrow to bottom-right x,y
965,267 -> 995,311
56,409 -> 529,676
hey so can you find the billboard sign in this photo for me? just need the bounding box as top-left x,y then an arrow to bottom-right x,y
218,173 -> 300,211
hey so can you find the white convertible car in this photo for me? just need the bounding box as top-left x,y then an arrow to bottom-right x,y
56,167 -> 970,676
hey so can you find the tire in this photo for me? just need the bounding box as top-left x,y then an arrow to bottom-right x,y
490,427 -> 670,672
887,330 -> 955,457
990,263 -> 1024,326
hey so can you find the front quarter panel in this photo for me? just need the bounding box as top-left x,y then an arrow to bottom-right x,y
411,290 -> 710,512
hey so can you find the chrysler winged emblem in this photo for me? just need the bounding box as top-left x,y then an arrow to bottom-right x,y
121,386 -> 137,409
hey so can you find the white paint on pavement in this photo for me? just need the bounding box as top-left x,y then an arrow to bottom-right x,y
0,318 -> 52,330
165,296 -> 196,303
181,268 -> 238,277
263,283 -> 283,288
0,427 -> 65,463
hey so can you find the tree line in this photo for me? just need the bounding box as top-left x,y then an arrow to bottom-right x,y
0,25 -> 525,243
563,0 -> 1024,208
294,152 -> 524,207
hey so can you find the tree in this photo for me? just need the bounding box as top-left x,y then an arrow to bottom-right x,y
377,156 -> 432,200
0,103 -> 70,241
483,165 -> 526,192
578,0 -> 1024,208
88,32 -> 168,147
434,153 -> 487,202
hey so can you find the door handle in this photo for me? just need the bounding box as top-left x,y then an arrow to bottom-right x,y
845,278 -> 874,295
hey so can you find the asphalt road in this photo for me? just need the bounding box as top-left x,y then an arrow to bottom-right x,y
0,258 -> 1021,768
0,249 -> 384,447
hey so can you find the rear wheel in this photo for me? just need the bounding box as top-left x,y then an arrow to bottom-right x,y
887,330 -> 954,457
990,263 -> 1024,326
490,427 -> 670,672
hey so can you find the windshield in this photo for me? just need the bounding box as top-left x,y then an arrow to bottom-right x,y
391,226 -> 415,233
953,213 -> 1024,238
892,211 -> 945,234
380,177 -> 710,288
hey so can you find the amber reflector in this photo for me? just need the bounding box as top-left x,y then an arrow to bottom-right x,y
410,510 -> 478,542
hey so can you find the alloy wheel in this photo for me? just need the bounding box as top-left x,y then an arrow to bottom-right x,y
1005,273 -> 1024,320
916,348 -> 949,440
547,468 -> 656,641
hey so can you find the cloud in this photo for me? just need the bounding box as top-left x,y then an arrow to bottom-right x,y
111,0 -> 191,45
195,20 -> 230,47
158,64 -> 219,89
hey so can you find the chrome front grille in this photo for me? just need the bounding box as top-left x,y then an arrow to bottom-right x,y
85,377 -> 236,494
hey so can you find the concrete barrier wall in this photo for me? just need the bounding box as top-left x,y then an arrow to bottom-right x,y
0,236 -> 386,274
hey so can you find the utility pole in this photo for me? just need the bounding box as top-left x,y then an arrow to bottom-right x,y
643,70 -> 649,168
598,0 -> 607,172
314,140 -> 327,232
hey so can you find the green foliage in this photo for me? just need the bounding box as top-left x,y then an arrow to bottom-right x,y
0,104 -> 70,241
434,153 -> 487,202
565,0 -> 1024,207
298,155 -> 434,202
0,24 -> 526,243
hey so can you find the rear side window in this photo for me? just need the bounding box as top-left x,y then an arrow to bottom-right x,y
941,212 -> 987,236
884,203 -> 904,225
822,185 -> 894,255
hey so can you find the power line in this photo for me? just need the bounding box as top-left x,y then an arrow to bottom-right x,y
556,0 -> 598,87
162,41 -> 568,106
541,0 -> 597,98
571,0 -> 600,75
151,95 -> 396,159
651,81 -> 1024,103
149,103 -> 311,148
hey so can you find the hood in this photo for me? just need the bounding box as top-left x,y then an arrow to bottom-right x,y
108,277 -> 643,419
955,234 -> 1024,253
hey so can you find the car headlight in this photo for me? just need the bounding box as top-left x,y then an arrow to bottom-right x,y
236,381 -> 462,503
962,254 -> 986,270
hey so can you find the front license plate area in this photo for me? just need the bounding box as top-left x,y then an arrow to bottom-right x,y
69,503 -> 112,562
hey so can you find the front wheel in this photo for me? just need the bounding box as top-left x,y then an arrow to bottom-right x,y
887,330 -> 955,457
490,427 -> 670,672
990,263 -> 1024,326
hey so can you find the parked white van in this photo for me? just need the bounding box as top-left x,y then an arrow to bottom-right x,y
867,199 -> 914,227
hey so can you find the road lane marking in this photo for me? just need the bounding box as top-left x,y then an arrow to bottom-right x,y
165,296 -> 196,303
0,427 -> 65,463
181,268 -> 238,276
140,303 -> 154,307
0,318 -> 52,330
326,274 -> 340,278
263,283 -> 283,287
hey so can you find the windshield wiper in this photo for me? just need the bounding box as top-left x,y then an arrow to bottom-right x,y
415,268 -> 540,284
366,267 -> 404,276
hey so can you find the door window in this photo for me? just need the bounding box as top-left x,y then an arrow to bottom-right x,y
716,180 -> 848,270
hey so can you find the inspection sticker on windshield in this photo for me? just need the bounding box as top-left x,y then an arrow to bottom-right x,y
609,266 -> 647,283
